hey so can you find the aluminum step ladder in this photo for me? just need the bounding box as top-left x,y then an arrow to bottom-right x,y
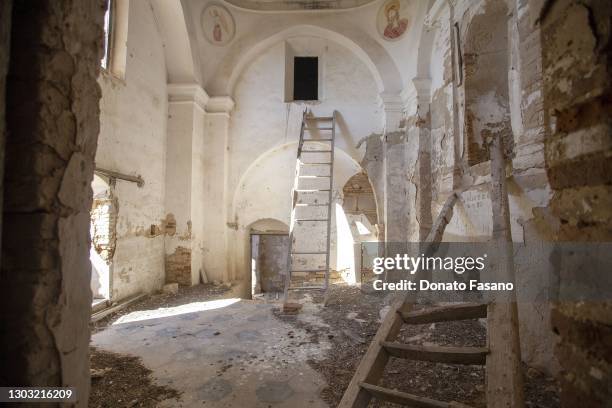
283,110 -> 337,297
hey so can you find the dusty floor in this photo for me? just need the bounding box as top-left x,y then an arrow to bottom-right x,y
91,284 -> 330,407
90,347 -> 182,407
91,283 -> 559,407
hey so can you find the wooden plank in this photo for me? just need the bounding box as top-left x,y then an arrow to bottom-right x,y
399,302 -> 487,325
381,342 -> 488,365
338,295 -> 408,408
91,293 -> 146,322
486,133 -> 524,407
359,382 -> 451,408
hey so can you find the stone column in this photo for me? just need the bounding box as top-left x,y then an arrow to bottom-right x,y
165,84 -> 208,286
380,93 -> 410,259
203,96 -> 234,283
1,1 -> 104,404
413,78 -> 433,241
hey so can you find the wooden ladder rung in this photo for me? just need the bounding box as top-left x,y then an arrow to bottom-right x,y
294,219 -> 328,222
399,303 -> 487,325
303,138 -> 333,142
306,116 -> 333,121
301,150 -> 332,153
381,342 -> 488,365
359,382 -> 453,408
305,127 -> 333,131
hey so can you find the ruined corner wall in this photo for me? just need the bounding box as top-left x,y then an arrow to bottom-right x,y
540,0 -> 612,404
418,0 -> 558,374
0,1 -> 104,404
96,0 -> 168,301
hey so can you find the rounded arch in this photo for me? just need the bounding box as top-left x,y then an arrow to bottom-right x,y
208,23 -> 402,96
231,140 -> 363,228
415,0 -> 440,80
150,0 -> 203,84
248,218 -> 289,234
342,172 -> 380,227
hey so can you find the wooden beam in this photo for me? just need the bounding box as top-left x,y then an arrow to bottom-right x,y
338,296 -> 409,408
381,342 -> 488,365
399,302 -> 487,325
359,382 -> 452,408
486,134 -> 524,407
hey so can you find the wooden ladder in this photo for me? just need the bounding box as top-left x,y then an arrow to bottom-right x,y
283,110 -> 337,297
339,192 -> 489,408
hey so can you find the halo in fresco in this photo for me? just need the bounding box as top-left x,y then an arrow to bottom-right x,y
377,0 -> 409,41
201,4 -> 235,46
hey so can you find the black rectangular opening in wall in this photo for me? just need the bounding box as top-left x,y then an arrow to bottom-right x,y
293,57 -> 318,101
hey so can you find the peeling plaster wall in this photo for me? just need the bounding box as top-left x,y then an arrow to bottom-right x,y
227,36 -> 383,284
410,0 -> 558,374
96,0 -> 168,301
540,0 -> 612,404
1,0 -> 104,402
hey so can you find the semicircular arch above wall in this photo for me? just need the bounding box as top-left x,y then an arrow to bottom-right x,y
229,141 -> 370,281
207,23 -> 402,96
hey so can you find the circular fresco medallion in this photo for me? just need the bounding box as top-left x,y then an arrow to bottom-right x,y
201,4 -> 235,46
377,0 -> 409,41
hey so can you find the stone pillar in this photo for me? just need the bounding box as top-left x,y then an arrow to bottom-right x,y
203,96 -> 234,283
380,93 -> 410,247
413,78 -> 433,241
1,1 -> 104,404
165,84 -> 208,286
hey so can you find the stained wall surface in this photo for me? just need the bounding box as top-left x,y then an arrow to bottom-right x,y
1,1 -> 104,404
96,0 -> 168,301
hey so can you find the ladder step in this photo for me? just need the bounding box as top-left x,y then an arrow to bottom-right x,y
306,116 -> 333,121
380,342 -> 488,365
294,219 -> 328,222
305,127 -> 333,131
399,303 -> 487,325
301,150 -> 333,153
303,138 -> 333,142
359,382 -> 468,408
299,162 -> 332,165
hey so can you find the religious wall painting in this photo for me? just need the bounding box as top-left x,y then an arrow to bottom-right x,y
377,0 -> 409,41
202,4 -> 235,46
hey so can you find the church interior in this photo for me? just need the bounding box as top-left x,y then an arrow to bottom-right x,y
0,0 -> 611,407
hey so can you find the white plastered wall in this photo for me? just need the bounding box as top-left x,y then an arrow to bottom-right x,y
96,0 -> 168,301
226,35 -> 383,284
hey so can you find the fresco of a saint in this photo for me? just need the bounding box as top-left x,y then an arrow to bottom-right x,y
378,0 -> 409,41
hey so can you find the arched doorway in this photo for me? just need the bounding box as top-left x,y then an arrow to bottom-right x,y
248,219 -> 289,298
336,172 -> 380,285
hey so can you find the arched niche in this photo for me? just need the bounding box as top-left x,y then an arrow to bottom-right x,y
463,1 -> 513,166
